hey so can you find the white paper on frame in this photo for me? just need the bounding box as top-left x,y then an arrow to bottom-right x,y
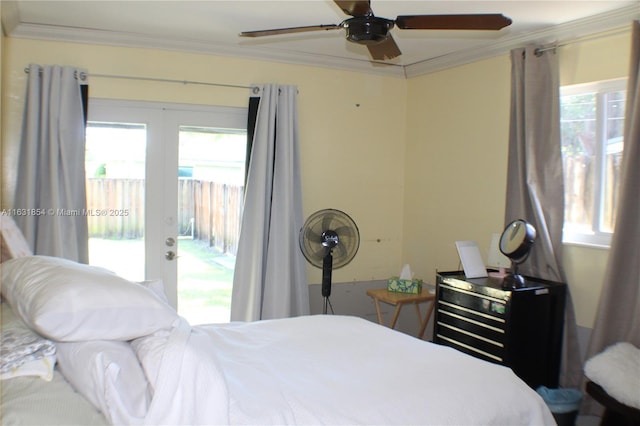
455,240 -> 488,278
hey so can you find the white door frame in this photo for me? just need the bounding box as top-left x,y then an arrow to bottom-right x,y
88,99 -> 247,308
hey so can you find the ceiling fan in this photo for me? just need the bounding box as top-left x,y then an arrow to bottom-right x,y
240,0 -> 512,61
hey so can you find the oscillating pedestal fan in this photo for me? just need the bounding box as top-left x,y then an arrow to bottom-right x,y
299,209 -> 360,314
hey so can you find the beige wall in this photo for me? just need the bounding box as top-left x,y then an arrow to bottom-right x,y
403,29 -> 631,329
0,27 -> 632,329
403,54 -> 511,279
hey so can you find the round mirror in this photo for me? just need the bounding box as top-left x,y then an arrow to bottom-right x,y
499,219 -> 536,263
499,219 -> 536,288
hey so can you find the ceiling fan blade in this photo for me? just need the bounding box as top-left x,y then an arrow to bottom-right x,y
240,24 -> 341,38
333,0 -> 371,17
395,14 -> 512,31
367,35 -> 402,60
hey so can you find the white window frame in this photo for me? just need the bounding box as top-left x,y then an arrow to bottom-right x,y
561,78 -> 626,248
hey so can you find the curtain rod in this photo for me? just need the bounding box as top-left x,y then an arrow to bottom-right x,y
534,26 -> 631,56
23,68 -> 251,90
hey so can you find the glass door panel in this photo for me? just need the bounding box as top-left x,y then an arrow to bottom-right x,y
85,122 -> 146,281
176,126 -> 247,325
86,101 -> 165,302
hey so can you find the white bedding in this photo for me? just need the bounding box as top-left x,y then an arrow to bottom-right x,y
1,370 -> 108,426
1,255 -> 555,425
130,314 -> 555,425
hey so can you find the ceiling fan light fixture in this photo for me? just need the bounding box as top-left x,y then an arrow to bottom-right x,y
344,16 -> 394,45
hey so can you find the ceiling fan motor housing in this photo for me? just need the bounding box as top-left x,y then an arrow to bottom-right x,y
344,16 -> 394,45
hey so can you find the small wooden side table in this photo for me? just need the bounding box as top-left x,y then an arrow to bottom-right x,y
366,287 -> 436,339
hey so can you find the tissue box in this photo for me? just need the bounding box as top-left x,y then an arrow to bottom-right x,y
387,277 -> 423,294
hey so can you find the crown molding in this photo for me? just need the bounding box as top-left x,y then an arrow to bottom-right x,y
5,4 -> 638,79
7,22 -> 407,78
404,4 -> 639,78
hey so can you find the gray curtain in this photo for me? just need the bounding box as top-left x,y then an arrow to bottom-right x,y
230,84 -> 309,321
584,19 -> 640,401
506,46 -> 582,388
14,64 -> 89,263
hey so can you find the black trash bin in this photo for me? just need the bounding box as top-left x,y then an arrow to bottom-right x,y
537,386 -> 583,426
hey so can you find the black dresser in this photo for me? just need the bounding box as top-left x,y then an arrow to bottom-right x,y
434,271 -> 566,389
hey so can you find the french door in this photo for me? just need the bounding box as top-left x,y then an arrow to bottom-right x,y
86,99 -> 247,324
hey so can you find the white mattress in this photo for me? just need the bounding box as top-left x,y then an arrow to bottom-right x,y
128,314 -> 556,425
1,370 -> 108,426
1,301 -> 108,426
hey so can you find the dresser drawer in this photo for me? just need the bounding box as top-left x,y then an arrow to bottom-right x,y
435,325 -> 505,363
436,301 -> 506,343
439,285 -> 507,324
435,283 -> 508,363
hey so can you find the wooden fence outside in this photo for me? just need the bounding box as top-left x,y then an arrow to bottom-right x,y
563,151 -> 622,232
86,178 -> 244,255
178,179 -> 244,255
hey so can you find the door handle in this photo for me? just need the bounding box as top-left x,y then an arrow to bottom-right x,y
165,250 -> 177,261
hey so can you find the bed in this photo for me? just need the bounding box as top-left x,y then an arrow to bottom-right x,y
0,224 -> 555,425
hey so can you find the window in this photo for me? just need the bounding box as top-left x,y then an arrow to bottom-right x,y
560,79 -> 626,247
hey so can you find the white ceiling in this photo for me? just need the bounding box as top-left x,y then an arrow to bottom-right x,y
2,1 -> 639,77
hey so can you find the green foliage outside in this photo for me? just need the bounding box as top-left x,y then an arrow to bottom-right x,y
177,239 -> 233,324
89,238 -> 233,325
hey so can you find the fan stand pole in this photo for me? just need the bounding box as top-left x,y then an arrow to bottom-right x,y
322,252 -> 333,314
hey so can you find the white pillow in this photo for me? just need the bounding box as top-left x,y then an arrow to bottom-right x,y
56,340 -> 151,422
1,256 -> 178,341
139,279 -> 169,303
